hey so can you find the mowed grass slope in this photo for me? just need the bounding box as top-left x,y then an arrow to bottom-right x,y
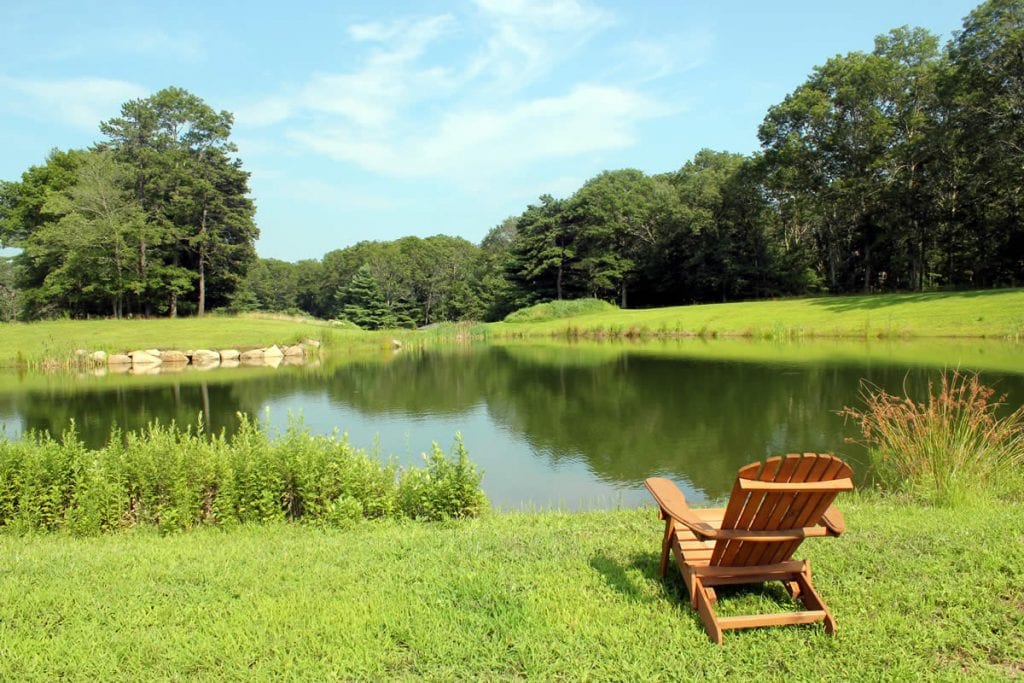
488,289 -> 1024,339
1,501 -> 1021,680
0,314 -> 376,367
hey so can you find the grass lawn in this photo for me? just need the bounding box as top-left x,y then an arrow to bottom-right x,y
486,288 -> 1024,340
0,314 -> 384,367
2,499 -> 1021,680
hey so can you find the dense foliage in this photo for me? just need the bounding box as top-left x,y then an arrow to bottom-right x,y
0,417 -> 487,533
0,88 -> 257,319
1,1 -> 1022,324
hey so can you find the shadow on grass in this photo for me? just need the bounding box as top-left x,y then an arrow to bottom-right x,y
589,551 -> 686,605
808,290 -> 996,313
591,551 -> 806,614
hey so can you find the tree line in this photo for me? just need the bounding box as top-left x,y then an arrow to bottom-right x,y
2,0 -> 1022,326
0,87 -> 257,320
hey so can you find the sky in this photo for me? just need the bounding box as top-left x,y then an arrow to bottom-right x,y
0,0 -> 983,262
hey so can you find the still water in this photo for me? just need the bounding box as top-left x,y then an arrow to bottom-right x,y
1,341 -> 1022,508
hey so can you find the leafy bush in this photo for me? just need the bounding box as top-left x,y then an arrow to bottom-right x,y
503,298 -> 616,323
841,371 -> 1024,505
397,436 -> 487,520
0,416 -> 487,534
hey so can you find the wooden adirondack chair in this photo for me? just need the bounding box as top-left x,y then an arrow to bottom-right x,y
644,453 -> 853,644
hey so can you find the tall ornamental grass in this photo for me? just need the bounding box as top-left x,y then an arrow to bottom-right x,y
0,416 -> 487,534
842,371 -> 1024,505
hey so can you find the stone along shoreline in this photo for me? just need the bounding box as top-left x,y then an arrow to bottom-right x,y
76,339 -> 321,374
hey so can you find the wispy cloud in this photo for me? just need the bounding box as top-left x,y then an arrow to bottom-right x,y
620,29 -> 714,82
289,84 -> 665,179
466,0 -> 613,90
238,1 -> 687,186
0,76 -> 147,129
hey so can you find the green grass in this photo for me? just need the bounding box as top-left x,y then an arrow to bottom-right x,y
0,314 -> 393,367
1,498 -> 1021,680
503,298 -> 617,323
487,289 -> 1024,340
489,336 -> 1024,375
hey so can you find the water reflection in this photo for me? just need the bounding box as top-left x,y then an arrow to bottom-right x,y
1,342 -> 1022,508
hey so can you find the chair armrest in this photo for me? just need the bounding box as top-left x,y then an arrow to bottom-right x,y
820,504 -> 846,535
644,477 -> 719,540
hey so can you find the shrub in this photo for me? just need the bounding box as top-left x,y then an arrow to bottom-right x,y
841,371 -> 1024,505
503,298 -> 616,323
397,436 -> 487,520
0,416 -> 487,534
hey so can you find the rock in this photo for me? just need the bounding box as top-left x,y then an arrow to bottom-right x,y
108,353 -> 132,366
144,349 -> 162,357
283,344 -> 304,357
131,364 -> 161,376
219,349 -> 240,361
192,349 -> 221,364
129,350 -> 162,366
161,350 -> 189,364
391,339 -> 403,349
89,350 -> 108,364
303,338 -> 321,349
108,361 -> 131,374
264,355 -> 283,368
239,349 -> 264,364
74,349 -> 88,357
263,344 -> 284,359
219,359 -> 239,369
283,355 -> 305,366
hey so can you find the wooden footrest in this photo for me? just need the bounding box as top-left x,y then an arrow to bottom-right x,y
717,610 -> 827,630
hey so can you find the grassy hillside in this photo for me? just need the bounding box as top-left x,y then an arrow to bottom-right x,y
0,314 -> 383,367
487,289 -> 1024,340
1,500 -> 1021,679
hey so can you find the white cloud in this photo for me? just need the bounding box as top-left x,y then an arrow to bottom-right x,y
466,0 -> 613,90
0,76 -> 147,129
289,84 -> 665,180
241,14 -> 456,131
238,1 -> 686,187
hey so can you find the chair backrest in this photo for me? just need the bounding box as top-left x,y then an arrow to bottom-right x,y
710,454 -> 853,568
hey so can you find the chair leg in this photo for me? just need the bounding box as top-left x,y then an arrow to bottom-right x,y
794,564 -> 837,635
659,519 -> 673,578
785,580 -> 802,600
693,581 -> 724,645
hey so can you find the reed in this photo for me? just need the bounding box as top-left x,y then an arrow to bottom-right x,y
841,371 -> 1024,505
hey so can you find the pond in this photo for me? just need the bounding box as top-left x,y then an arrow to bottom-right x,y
1,339 -> 1022,509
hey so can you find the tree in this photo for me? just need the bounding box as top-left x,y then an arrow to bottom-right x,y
758,29 -> 944,292
339,264 -> 412,329
509,195 -> 576,302
31,151 -> 149,318
0,256 -> 18,321
944,0 -> 1024,286
100,87 -> 258,316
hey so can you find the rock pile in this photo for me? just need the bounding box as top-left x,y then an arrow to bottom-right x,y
78,341 -> 321,373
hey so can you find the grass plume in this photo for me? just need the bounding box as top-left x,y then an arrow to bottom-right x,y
841,371 -> 1024,505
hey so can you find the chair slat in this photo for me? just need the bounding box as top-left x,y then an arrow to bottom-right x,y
745,453 -> 821,566
764,456 -> 852,565
716,455 -> 799,567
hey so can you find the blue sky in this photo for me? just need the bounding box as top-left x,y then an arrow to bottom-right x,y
1,0 -> 980,262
